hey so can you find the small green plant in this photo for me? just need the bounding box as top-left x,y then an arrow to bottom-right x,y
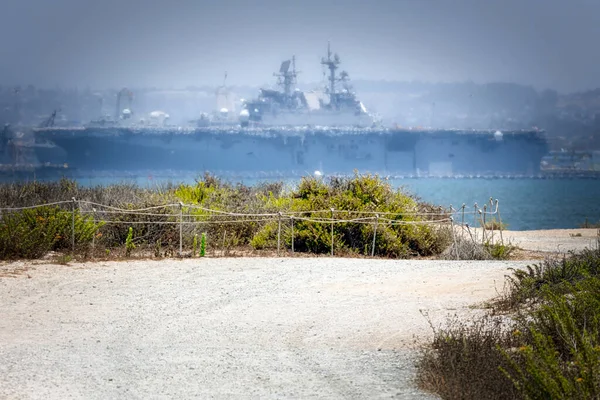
484,241 -> 515,260
154,239 -> 162,258
192,233 -> 198,257
499,246 -> 600,310
105,249 -> 110,257
56,253 -> 73,265
200,232 -> 206,257
125,226 -> 135,257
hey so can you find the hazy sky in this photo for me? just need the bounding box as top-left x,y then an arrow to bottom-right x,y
1,0 -> 599,92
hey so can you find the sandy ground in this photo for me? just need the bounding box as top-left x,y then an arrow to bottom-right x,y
0,257 -> 532,399
0,229 -> 595,399
459,227 -> 599,257
502,228 -> 598,253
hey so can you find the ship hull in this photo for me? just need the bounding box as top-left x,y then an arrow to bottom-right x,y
32,127 -> 548,177
250,110 -> 375,128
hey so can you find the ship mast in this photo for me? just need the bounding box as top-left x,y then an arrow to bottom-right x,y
274,56 -> 298,97
321,41 -> 341,109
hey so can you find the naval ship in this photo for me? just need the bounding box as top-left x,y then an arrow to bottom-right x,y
5,44 -> 549,178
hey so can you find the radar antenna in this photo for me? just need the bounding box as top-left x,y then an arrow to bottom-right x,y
274,56 -> 299,97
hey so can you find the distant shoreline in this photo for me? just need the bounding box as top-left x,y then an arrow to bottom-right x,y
0,167 -> 599,181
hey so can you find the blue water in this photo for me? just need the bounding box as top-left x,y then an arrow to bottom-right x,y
20,174 -> 600,231
397,178 -> 600,231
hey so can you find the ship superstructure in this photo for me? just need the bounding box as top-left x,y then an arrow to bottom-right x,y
240,43 -> 374,127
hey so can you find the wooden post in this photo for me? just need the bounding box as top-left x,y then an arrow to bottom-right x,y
330,208 -> 335,257
473,203 -> 478,243
482,204 -> 487,245
71,197 -> 76,253
91,208 -> 96,258
450,216 -> 458,260
291,216 -> 294,254
371,214 -> 379,257
277,212 -> 282,256
179,202 -> 183,257
496,200 -> 504,245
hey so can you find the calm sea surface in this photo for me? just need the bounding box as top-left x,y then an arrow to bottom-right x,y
396,178 -> 600,231
23,175 -> 600,231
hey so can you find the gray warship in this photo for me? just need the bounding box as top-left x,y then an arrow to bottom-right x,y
3,44 -> 550,178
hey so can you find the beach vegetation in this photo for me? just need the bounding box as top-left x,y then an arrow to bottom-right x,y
417,236 -> 600,399
0,174 -> 452,259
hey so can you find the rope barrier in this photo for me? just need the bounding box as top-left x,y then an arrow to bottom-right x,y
0,197 -> 504,253
0,200 -> 499,218
0,200 -> 73,211
78,201 -> 180,212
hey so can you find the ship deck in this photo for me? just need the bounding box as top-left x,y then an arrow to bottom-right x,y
33,125 -> 546,138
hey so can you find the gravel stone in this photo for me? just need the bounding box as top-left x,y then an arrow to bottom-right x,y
0,258 -> 534,399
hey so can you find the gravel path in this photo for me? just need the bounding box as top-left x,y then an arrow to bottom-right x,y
0,258 -> 534,399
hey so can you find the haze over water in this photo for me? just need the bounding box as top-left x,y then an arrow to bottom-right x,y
2,0 -> 600,92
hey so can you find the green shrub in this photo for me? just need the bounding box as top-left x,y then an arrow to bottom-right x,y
501,247 -> 600,310
175,174 -> 270,249
0,173 -> 452,259
484,242 -> 516,260
418,247 -> 600,400
501,278 -> 600,399
0,206 -> 103,259
250,222 -> 279,250
250,173 -> 451,258
125,227 -> 135,257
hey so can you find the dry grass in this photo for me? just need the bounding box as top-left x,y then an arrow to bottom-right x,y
417,237 -> 600,400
